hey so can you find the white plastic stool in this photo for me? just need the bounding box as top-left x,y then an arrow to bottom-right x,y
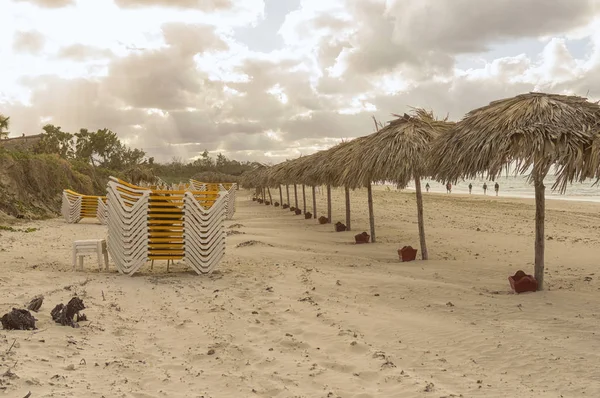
72,239 -> 109,271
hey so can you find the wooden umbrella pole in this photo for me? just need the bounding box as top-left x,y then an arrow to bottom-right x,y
279,185 -> 283,207
294,184 -> 298,208
367,183 -> 376,243
286,184 -> 290,206
345,186 -> 351,231
302,185 -> 307,213
261,187 -> 265,202
534,173 -> 546,290
414,174 -> 428,260
267,187 -> 272,204
327,185 -> 332,223
312,186 -> 317,219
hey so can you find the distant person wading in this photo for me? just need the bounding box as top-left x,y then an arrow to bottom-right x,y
483,183 -> 488,195
425,183 -> 430,193
446,182 -> 452,194
468,183 -> 472,194
494,182 -> 499,196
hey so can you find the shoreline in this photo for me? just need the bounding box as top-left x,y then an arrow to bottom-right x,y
401,186 -> 600,204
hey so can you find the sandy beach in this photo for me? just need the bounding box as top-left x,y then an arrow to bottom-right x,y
1,187 -> 600,397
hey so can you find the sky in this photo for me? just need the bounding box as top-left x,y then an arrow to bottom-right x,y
2,0 -> 600,164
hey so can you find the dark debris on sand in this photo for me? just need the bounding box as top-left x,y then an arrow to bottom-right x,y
1,308 -> 37,330
51,297 -> 87,328
27,295 -> 44,312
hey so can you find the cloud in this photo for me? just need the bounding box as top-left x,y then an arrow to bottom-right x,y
12,30 -> 45,54
12,0 -> 75,8
105,49 -> 209,110
104,23 -> 229,110
282,0 -> 600,80
4,0 -> 600,165
3,75 -> 145,136
56,44 -> 114,61
161,23 -> 229,55
385,0 -> 600,54
113,0 -> 233,11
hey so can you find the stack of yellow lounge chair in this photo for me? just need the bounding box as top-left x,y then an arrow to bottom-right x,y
61,189 -> 107,224
189,179 -> 237,220
106,177 -> 226,276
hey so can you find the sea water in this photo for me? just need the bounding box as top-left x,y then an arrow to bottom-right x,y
401,175 -> 600,203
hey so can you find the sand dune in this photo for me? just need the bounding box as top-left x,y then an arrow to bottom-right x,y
1,187 -> 600,397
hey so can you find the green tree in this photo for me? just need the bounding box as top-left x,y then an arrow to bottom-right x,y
74,128 -> 95,164
35,124 -> 74,158
192,150 -> 214,170
118,147 -> 146,169
89,128 -> 121,167
0,114 -> 10,139
216,153 -> 227,169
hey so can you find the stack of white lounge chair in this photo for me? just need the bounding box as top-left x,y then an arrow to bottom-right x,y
189,180 -> 237,220
61,189 -> 107,225
184,190 -> 227,274
106,177 -> 226,276
220,183 -> 237,220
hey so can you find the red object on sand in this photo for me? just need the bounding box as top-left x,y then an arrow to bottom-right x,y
508,270 -> 538,293
398,246 -> 418,262
335,222 -> 347,232
354,232 -> 370,244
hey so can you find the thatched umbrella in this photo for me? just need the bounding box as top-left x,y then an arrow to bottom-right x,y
293,149 -> 333,222
266,161 -> 288,207
429,92 -> 600,290
581,131 -> 600,183
240,164 -> 271,201
275,156 -> 306,215
309,138 -> 369,230
269,157 -> 305,211
287,153 -> 322,219
341,109 -> 454,251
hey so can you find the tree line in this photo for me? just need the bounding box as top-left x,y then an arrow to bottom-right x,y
0,113 -> 259,180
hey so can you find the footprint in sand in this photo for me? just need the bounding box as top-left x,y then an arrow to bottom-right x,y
236,240 -> 273,248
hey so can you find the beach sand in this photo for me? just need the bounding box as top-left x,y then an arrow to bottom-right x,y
1,187 -> 600,397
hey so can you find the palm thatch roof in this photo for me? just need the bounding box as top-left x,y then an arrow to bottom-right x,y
267,157 -> 306,186
305,137 -> 369,187
341,109 -> 455,189
429,92 -> 600,192
239,164 -> 269,188
284,153 -> 323,186
268,145 -> 356,187
582,131 -> 600,182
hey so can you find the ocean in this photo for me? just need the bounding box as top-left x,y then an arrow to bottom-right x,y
400,175 -> 600,203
